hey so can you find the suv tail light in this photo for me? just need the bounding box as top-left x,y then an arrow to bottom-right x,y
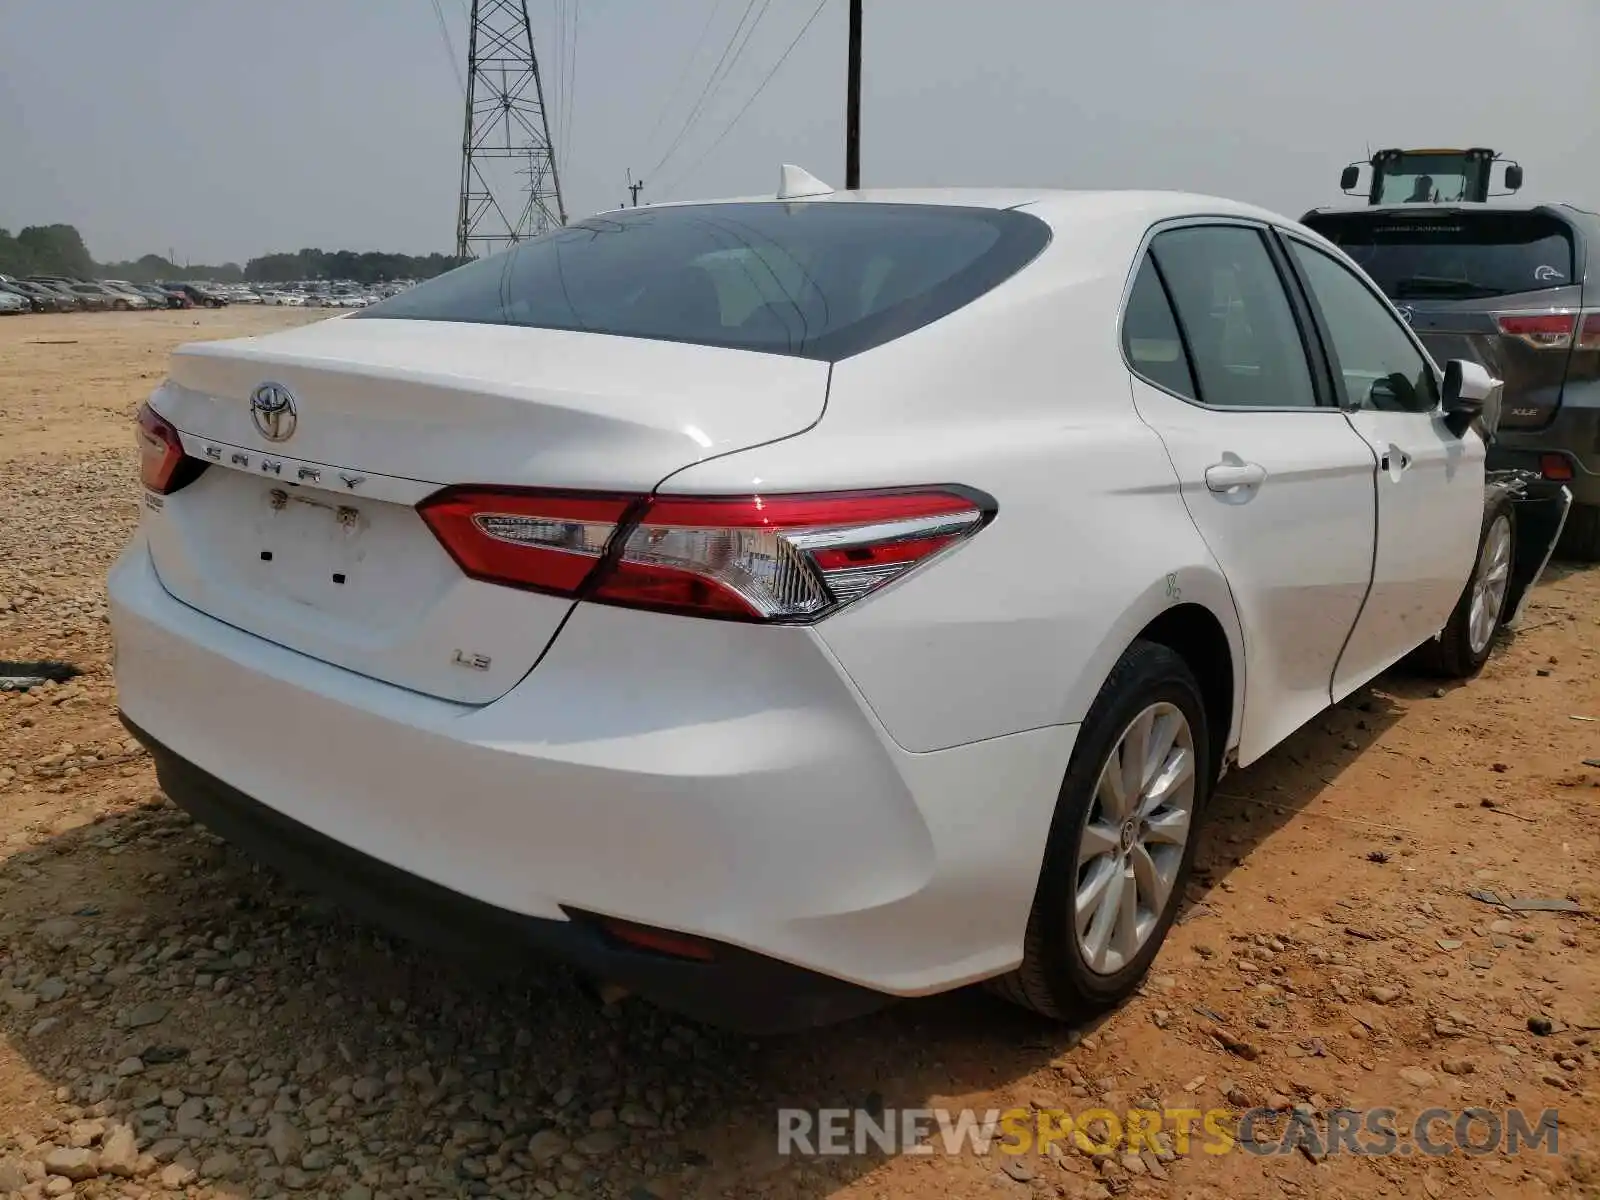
1493,310 -> 1600,350
418,485 -> 994,623
136,402 -> 206,495
1580,311 -> 1600,351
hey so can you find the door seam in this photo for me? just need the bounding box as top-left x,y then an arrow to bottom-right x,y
1327,413 -> 1383,703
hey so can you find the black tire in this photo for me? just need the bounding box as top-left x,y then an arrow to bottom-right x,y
113,299 -> 129,311
1413,491 -> 1516,679
1557,503 -> 1600,563
987,640 -> 1210,1020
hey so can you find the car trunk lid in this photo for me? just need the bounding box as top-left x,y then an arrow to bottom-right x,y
143,317 -> 829,704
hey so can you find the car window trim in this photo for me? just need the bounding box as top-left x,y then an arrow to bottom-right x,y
1276,230 -> 1442,414
1117,215 -> 1345,415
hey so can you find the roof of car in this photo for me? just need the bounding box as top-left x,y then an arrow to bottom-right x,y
603,186 -> 1298,229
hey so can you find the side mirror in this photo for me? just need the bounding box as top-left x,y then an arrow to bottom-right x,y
1503,162 -> 1524,191
1441,359 -> 1501,438
1339,165 -> 1361,192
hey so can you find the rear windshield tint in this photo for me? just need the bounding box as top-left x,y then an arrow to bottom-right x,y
1302,211 -> 1576,301
357,202 -> 1051,361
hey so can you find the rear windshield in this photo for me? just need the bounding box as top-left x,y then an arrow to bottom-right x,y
357,202 -> 1051,361
1302,211 -> 1576,301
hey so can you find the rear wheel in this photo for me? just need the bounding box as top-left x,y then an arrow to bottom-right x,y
1415,493 -> 1515,679
1557,503 -> 1600,563
113,299 -> 129,311
988,640 -> 1208,1020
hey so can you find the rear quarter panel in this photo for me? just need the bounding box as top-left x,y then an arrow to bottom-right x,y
657,249 -> 1245,756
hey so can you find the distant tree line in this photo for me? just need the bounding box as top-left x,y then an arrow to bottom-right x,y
0,223 -> 467,285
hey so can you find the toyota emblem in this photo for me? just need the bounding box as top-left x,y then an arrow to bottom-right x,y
250,382 -> 298,442
1397,306 -> 1416,326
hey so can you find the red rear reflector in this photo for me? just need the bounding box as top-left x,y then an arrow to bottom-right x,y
417,485 -> 994,622
1494,312 -> 1576,350
417,487 -> 634,596
136,401 -> 204,495
1541,454 -> 1574,482
597,918 -> 716,962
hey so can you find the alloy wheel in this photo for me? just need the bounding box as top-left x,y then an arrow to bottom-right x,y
1074,701 -> 1196,975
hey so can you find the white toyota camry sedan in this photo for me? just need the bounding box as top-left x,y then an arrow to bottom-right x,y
110,174 -> 1523,1032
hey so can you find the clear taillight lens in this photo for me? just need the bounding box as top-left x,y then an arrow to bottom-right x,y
1579,311 -> 1600,351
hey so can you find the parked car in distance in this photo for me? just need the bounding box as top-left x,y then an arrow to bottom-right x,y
99,281 -> 156,310
27,277 -> 88,307
132,284 -> 187,309
163,283 -> 229,308
1302,201 -> 1600,559
111,180 -> 1567,1034
12,280 -> 81,312
0,281 -> 50,313
0,289 -> 27,315
33,280 -> 112,311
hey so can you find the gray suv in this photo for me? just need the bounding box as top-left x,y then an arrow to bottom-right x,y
1301,202 -> 1600,559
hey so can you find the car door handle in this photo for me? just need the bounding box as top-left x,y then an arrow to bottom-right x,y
1204,461 -> 1267,493
1379,445 -> 1413,474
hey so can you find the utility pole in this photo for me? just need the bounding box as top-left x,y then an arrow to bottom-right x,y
845,0 -> 862,189
455,0 -> 565,259
627,169 -> 645,207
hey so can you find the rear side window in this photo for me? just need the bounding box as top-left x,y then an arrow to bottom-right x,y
359,202 -> 1052,361
1122,257 -> 1197,399
1149,225 -> 1319,409
1303,211 -> 1576,300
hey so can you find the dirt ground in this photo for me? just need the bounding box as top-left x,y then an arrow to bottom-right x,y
0,309 -> 1597,1200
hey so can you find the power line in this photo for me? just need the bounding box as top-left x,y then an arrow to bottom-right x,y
551,0 -> 567,159
646,0 -> 765,179
640,0 -> 727,163
429,0 -> 465,96
561,0 -> 580,174
658,0 -> 831,198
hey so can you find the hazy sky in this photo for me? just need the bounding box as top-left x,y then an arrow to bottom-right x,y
3,0 -> 1598,265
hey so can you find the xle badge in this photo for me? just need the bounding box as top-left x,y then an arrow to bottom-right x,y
452,650 -> 491,671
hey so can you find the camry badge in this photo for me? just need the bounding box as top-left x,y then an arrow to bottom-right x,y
250,382 -> 298,442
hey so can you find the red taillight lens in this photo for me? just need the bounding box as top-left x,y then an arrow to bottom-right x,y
417,487 -> 636,596
418,485 -> 993,622
1494,312 -> 1577,350
136,401 -> 204,494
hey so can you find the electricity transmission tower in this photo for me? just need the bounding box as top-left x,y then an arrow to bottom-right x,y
455,0 -> 565,259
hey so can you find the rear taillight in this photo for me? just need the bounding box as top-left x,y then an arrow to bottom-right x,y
1494,310 -> 1600,350
1494,312 -> 1575,349
418,485 -> 994,623
1580,311 -> 1600,351
136,402 -> 205,495
417,488 -> 637,596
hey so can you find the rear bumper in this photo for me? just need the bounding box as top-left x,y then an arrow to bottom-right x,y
108,534 -> 1075,1024
125,715 -> 886,1033
1490,401 -> 1600,507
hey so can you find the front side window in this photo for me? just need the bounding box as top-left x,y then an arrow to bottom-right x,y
1149,225 -> 1319,409
1287,239 -> 1438,414
358,202 -> 1052,362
